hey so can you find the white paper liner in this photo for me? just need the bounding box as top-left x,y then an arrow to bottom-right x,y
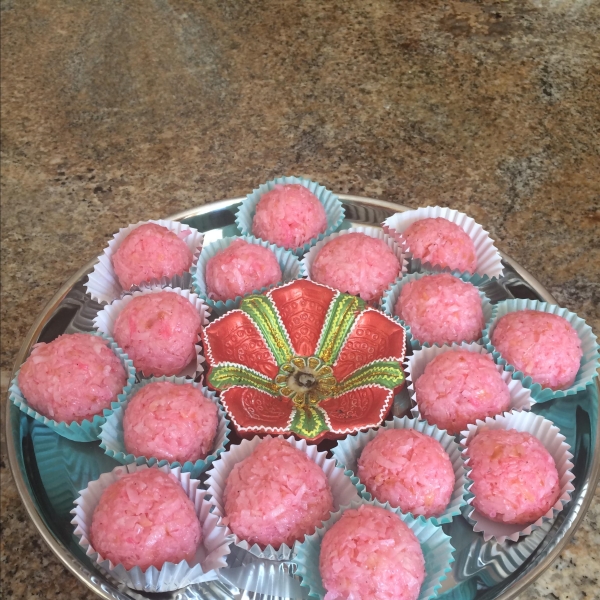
381,272 -> 493,350
293,498 -> 455,600
70,463 -> 233,592
85,220 -> 204,304
482,299 -> 600,402
331,416 -> 467,526
406,342 -> 534,428
93,284 -> 210,378
301,226 -> 408,304
459,410 -> 575,543
382,206 -> 504,279
98,376 -> 230,479
204,435 -> 360,561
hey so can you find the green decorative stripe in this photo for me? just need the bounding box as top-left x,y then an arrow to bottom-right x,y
337,360 -> 404,394
289,406 -> 329,439
316,294 -> 365,364
241,295 -> 293,365
208,364 -> 279,395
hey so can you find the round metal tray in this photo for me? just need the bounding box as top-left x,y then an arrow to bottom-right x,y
6,196 -> 599,600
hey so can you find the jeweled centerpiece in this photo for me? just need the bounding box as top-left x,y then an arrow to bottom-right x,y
202,279 -> 406,442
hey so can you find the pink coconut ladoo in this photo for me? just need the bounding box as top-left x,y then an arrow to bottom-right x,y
395,273 -> 484,345
358,429 -> 454,518
251,184 -> 328,249
112,223 -> 194,290
415,350 -> 511,435
205,238 -> 282,301
123,382 -> 218,464
403,217 -> 477,273
319,504 -> 426,600
311,232 -> 401,302
18,333 -> 127,424
112,292 -> 201,377
490,310 -> 582,390
467,428 -> 560,525
90,469 -> 201,571
223,438 -> 334,548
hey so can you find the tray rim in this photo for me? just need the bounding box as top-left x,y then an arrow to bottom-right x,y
5,194 -> 600,600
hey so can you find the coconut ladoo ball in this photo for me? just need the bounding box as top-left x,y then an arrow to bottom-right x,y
90,469 -> 201,571
18,333 -> 127,423
112,223 -> 194,290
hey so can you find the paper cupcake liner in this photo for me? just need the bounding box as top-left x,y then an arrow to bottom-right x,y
381,272 -> 493,350
70,463 -> 233,592
301,225 -> 409,304
93,284 -> 210,378
331,416 -> 467,526
482,299 -> 599,402
8,332 -> 136,442
406,342 -> 534,428
98,376 -> 230,479
85,219 -> 204,304
192,234 -> 306,316
459,410 -> 575,543
293,498 -> 454,600
382,206 -> 504,279
235,176 -> 345,256
204,434 -> 360,561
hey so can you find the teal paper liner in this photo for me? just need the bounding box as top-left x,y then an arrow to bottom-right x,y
9,332 -> 136,442
381,271 -> 493,350
99,376 -> 230,479
293,498 -> 454,600
192,234 -> 306,316
482,299 -> 599,402
331,416 -> 467,526
235,176 -> 345,256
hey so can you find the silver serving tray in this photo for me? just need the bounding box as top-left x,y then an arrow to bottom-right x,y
6,196 -> 599,600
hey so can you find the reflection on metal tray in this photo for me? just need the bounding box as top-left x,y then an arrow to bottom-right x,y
6,196 -> 599,600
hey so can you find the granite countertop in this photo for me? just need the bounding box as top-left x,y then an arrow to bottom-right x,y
1,0 -> 598,598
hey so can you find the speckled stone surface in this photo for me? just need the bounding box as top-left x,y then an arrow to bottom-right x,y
1,0 -> 599,598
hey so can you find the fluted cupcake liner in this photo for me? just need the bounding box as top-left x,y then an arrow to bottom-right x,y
93,284 -> 210,378
98,376 -> 230,479
382,206 -> 504,279
85,219 -> 204,304
293,498 -> 454,600
204,434 -> 360,561
301,225 -> 409,304
482,299 -> 599,402
9,332 -> 136,442
71,463 -> 233,591
192,234 -> 306,316
406,342 -> 535,427
235,176 -> 345,256
331,416 -> 467,526
460,410 -> 575,543
381,271 -> 493,350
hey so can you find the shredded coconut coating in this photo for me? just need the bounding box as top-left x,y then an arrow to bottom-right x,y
319,504 -> 425,600
312,233 -> 401,302
113,292 -> 201,377
395,274 -> 484,345
112,223 -> 193,290
223,438 -> 334,548
123,382 -> 218,463
467,428 -> 560,525
491,310 -> 582,390
358,429 -> 454,518
403,217 -> 477,273
18,333 -> 127,423
415,350 -> 511,435
205,238 -> 282,301
251,184 -> 328,249
90,469 -> 201,571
